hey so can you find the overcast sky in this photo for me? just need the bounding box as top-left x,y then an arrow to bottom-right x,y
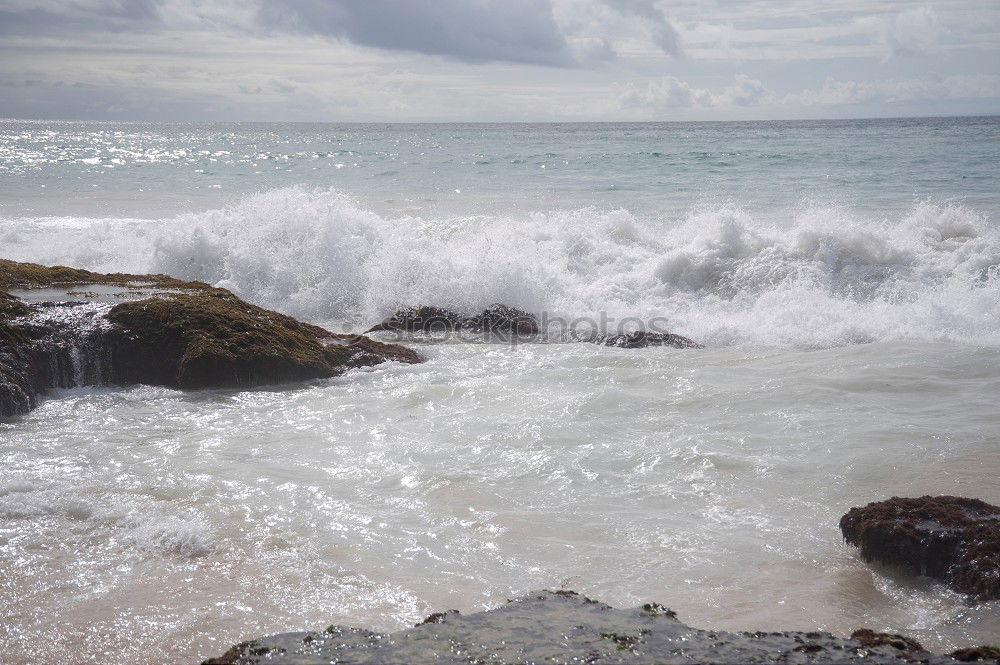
1,0 -> 998,121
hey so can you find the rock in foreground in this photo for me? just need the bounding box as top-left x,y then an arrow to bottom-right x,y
201,589 -> 959,665
840,495 -> 1000,601
0,259 -> 419,417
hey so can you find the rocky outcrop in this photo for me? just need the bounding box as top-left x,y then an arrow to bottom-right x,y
104,289 -> 418,389
840,496 -> 1000,601
200,589 -> 963,665
366,304 -> 540,336
0,260 -> 420,418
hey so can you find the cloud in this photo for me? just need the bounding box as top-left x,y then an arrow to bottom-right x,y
619,74 -> 769,110
0,0 -> 163,35
858,5 -> 943,61
726,74 -> 767,106
600,0 -> 680,56
792,75 -> 1000,106
256,0 -> 575,67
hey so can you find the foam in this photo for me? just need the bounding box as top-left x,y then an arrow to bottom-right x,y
1,187 -> 997,347
0,480 -> 213,558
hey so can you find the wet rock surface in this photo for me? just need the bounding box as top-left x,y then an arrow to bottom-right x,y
840,495 -> 1000,601
200,589 -> 962,665
590,330 -> 703,349
0,260 -> 420,417
366,304 -> 540,336
950,646 -> 1000,662
367,304 -> 701,348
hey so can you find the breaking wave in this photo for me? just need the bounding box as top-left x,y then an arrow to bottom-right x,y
1,186 -> 998,347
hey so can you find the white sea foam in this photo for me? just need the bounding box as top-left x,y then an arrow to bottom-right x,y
2,187 -> 996,347
0,480 -> 213,558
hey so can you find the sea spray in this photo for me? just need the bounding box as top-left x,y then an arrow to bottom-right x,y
1,188 -> 997,346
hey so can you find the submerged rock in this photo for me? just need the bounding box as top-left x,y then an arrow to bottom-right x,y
840,495 -> 1000,601
200,589 -> 959,665
367,304 -> 703,347
593,330 -> 703,349
0,259 -> 420,417
366,304 -> 539,336
365,305 -> 468,334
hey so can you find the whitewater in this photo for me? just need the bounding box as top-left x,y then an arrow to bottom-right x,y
1,118 -> 998,664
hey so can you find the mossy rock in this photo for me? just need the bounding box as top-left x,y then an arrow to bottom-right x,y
0,259 -> 420,410
840,495 -> 1000,601
107,290 -> 419,389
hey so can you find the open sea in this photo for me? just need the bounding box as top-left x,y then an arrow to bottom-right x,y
1,117 -> 999,664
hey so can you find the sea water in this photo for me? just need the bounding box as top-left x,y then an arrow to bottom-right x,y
1,118 -> 998,664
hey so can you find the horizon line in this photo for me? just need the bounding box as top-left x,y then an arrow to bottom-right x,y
2,112 -> 999,125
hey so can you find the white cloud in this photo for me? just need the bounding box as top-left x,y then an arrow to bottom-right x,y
792,74 -> 1000,106
619,74 -> 769,110
857,5 -> 944,61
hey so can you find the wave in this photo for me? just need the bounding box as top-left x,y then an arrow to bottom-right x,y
1,186 -> 998,347
0,480 -> 213,558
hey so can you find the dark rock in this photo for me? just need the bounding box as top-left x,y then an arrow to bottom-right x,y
840,495 -> 1000,600
466,304 -> 540,335
951,646 -> 1000,662
414,609 -> 460,626
365,305 -> 466,334
105,290 -> 418,389
366,304 -> 539,337
199,589 -> 961,665
594,331 -> 703,349
850,628 -> 924,652
0,260 -> 420,417
366,305 -> 703,347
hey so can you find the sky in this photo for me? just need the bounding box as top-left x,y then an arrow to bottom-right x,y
0,0 -> 998,122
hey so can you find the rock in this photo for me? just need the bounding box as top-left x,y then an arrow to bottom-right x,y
468,303 -> 540,335
840,495 -> 1000,600
105,289 -> 418,389
0,259 -> 420,417
593,331 -> 703,349
365,305 -> 468,333
850,629 -> 924,653
366,304 -> 539,336
950,646 -> 1000,663
366,305 -> 704,347
0,295 -> 34,417
199,588 -> 961,665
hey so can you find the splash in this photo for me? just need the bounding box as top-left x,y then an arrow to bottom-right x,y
1,186 -> 997,346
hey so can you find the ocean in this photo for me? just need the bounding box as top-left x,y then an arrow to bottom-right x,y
1,117 -> 999,663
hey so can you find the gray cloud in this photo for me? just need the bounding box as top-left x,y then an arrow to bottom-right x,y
601,0 -> 680,57
857,5 -> 944,61
0,0 -> 997,121
0,0 -> 162,35
256,0 -> 575,67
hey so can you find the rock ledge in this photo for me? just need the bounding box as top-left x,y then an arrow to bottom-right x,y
201,589 -> 972,665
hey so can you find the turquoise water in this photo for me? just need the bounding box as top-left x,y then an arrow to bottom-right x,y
3,117 -> 999,218
1,118 -> 999,664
